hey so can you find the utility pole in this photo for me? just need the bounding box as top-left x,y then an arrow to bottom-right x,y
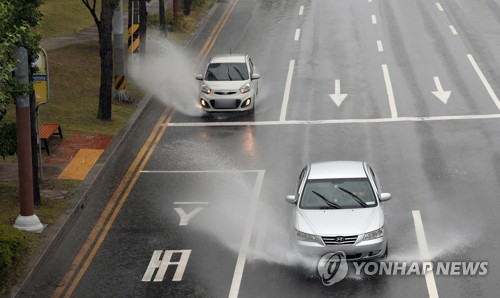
128,0 -> 140,64
13,47 -> 45,233
113,0 -> 131,103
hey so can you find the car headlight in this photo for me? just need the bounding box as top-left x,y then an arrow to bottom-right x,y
296,230 -> 316,242
363,227 -> 384,241
239,83 -> 250,94
201,84 -> 212,94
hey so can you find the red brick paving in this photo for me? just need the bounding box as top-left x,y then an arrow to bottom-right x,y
44,131 -> 112,164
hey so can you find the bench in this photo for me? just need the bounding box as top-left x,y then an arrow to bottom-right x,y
40,124 -> 63,155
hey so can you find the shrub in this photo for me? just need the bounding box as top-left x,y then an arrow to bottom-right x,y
0,225 -> 27,292
0,120 -> 17,159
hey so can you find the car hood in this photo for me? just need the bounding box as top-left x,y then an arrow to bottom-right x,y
294,207 -> 384,236
203,80 -> 249,90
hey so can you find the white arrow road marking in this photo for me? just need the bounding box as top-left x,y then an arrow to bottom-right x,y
431,76 -> 451,104
329,80 -> 348,107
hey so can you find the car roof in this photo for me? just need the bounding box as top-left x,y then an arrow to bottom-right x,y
308,161 -> 368,179
210,54 -> 247,64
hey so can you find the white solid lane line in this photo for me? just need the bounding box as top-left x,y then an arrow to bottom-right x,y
436,3 -> 444,11
449,25 -> 458,35
467,54 -> 500,111
372,15 -> 377,24
412,210 -> 439,298
294,29 -> 301,41
377,40 -> 384,52
382,64 -> 398,118
299,5 -> 304,15
166,113 -> 500,127
229,170 -> 265,298
280,60 -> 295,122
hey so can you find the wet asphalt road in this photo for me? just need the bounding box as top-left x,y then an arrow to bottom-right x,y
18,0 -> 500,297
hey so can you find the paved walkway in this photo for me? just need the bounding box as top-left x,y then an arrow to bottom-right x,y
41,0 -> 164,51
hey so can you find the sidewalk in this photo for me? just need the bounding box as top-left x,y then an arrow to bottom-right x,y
41,0 -> 164,51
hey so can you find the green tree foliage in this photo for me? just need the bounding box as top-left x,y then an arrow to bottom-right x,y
0,0 -> 42,156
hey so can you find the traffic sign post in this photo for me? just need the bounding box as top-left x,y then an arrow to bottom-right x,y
33,48 -> 50,105
33,48 -> 50,179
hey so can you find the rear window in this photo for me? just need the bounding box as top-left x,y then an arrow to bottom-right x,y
205,63 -> 249,81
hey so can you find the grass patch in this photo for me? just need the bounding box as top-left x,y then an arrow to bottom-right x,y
38,0 -> 97,39
38,42 -> 144,135
0,179 -> 79,294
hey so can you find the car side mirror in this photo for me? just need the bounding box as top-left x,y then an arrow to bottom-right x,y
380,193 -> 392,202
195,74 -> 203,80
285,195 -> 297,204
251,73 -> 260,80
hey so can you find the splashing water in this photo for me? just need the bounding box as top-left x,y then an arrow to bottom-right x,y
127,30 -> 204,117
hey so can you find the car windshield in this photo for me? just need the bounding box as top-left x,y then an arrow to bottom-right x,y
204,63 -> 249,81
299,178 -> 377,209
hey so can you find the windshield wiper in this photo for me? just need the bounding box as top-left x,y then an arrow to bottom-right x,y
312,191 -> 341,209
232,66 -> 245,80
337,187 -> 368,208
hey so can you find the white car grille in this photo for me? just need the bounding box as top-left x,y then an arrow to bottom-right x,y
322,235 -> 358,245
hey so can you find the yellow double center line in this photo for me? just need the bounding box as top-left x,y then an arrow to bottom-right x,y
53,0 -> 238,296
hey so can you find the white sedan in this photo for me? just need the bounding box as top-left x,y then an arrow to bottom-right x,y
286,161 -> 392,261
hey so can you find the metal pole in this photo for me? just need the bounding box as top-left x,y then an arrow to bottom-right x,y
13,47 -> 45,233
113,0 -> 131,102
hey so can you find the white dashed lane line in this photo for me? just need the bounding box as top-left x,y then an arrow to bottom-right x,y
382,64 -> 398,118
299,5 -> 304,15
294,29 -> 301,41
449,25 -> 458,35
377,40 -> 384,52
372,15 -> 377,24
436,3 -> 444,12
412,210 -> 439,298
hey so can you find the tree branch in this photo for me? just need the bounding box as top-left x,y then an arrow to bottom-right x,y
81,0 -> 101,28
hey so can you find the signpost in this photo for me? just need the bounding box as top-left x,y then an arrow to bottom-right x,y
33,48 -> 49,105
33,49 -> 50,179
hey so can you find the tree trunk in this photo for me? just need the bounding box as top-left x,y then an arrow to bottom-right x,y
159,0 -> 166,36
97,2 -> 116,120
139,0 -> 148,58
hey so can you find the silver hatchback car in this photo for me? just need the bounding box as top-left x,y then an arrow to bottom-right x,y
286,161 -> 392,261
196,54 -> 260,112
